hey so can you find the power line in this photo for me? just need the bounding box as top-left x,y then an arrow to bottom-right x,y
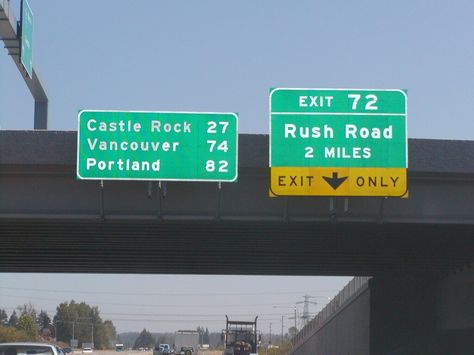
83,311 -> 299,318
2,306 -> 299,318
90,317 -> 283,323
0,286 -> 339,297
53,318 -> 286,328
53,318 -> 283,323
0,293 -> 324,308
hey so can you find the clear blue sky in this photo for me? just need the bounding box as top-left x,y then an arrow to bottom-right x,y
1,0 -> 474,138
1,0 -> 474,334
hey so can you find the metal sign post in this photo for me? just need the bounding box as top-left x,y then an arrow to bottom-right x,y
1,0 -> 48,128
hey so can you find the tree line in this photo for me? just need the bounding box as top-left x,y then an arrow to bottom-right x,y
130,327 -> 211,349
0,301 -> 116,349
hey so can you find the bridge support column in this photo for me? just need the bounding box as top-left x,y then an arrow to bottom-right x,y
370,266 -> 474,355
370,274 -> 437,354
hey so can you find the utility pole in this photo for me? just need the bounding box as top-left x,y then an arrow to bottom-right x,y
273,305 -> 298,336
294,307 -> 297,331
269,323 -> 272,345
281,315 -> 284,344
91,323 -> 94,347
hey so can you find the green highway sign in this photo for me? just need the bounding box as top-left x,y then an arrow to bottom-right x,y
270,88 -> 407,196
77,110 -> 238,182
20,0 -> 33,78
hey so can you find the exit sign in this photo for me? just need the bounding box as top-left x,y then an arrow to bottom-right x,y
270,88 -> 407,197
77,110 -> 238,182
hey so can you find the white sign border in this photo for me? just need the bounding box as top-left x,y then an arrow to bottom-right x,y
268,87 -> 408,168
76,109 -> 239,182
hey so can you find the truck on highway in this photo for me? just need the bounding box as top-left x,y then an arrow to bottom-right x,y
173,330 -> 199,355
222,315 -> 259,355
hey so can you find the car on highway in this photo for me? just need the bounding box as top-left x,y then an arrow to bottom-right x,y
0,343 -> 63,355
153,344 -> 171,355
81,348 -> 92,354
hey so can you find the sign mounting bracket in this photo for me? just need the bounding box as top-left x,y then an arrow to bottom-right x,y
216,182 -> 222,221
156,181 -> 167,220
99,180 -> 105,221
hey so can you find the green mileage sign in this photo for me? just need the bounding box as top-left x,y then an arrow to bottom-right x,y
77,110 -> 238,182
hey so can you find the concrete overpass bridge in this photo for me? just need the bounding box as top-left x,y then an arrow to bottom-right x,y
1,130 -> 474,354
1,130 -> 473,276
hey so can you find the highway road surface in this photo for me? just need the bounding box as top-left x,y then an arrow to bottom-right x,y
85,350 -> 221,355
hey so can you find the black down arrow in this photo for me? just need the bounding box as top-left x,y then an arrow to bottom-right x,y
322,172 -> 348,190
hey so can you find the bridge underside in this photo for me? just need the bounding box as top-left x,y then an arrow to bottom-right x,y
1,220 -> 473,275
1,131 -> 474,275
